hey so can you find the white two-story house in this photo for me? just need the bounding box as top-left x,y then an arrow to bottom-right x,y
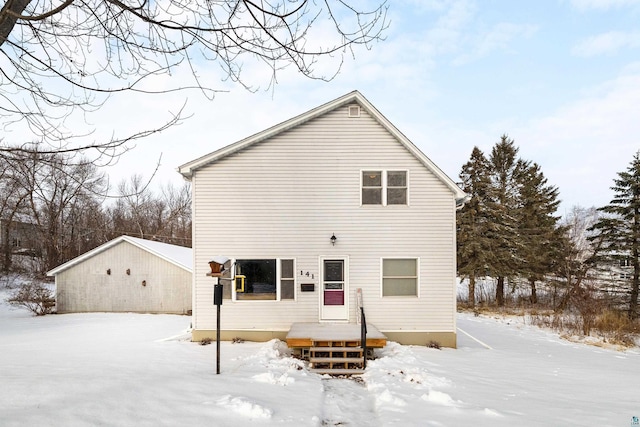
178,91 -> 466,347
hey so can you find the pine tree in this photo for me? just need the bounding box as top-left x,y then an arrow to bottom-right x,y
457,147 -> 495,307
516,162 -> 563,303
488,135 -> 527,306
590,151 -> 640,319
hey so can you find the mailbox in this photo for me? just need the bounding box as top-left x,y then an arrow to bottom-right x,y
213,284 -> 223,306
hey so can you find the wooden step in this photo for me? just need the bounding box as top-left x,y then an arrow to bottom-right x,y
309,346 -> 364,352
312,340 -> 361,347
307,341 -> 366,376
309,357 -> 364,364
311,368 -> 365,375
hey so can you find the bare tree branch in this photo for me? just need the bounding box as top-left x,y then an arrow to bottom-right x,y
0,0 -> 388,164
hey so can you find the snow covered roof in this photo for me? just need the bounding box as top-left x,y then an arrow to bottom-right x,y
177,90 -> 466,202
47,235 -> 192,276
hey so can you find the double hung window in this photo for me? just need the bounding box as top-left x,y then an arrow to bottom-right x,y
362,170 -> 408,206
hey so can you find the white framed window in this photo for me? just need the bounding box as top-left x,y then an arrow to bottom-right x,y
361,170 -> 408,206
362,170 -> 383,205
233,258 -> 296,301
381,258 -> 418,297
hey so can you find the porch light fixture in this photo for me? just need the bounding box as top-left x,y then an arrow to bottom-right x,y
330,233 -> 337,246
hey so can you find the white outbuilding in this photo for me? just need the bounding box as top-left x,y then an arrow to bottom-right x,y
48,235 -> 192,314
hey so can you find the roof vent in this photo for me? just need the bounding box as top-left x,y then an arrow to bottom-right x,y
348,105 -> 360,118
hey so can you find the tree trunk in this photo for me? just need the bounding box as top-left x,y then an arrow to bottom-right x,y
496,276 -> 505,306
630,267 -> 639,320
1,220 -> 10,273
468,275 -> 475,308
529,277 -> 538,304
0,0 -> 32,46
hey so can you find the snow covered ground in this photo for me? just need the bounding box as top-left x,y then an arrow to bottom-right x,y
1,289 -> 639,426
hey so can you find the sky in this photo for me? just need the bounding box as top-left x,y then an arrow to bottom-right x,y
48,0 -> 640,215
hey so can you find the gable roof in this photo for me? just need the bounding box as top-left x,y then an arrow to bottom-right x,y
47,235 -> 192,276
177,90 -> 466,202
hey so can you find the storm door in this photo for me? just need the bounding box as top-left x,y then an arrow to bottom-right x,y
320,258 -> 349,321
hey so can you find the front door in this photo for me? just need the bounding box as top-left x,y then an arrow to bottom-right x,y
320,258 -> 349,321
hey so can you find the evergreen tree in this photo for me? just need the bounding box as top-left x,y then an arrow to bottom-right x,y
590,151 -> 640,319
457,147 -> 496,307
516,162 -> 563,303
488,135 -> 527,306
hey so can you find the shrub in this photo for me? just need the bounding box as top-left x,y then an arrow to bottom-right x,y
6,283 -> 55,316
200,337 -> 212,346
427,340 -> 441,350
594,309 -> 639,346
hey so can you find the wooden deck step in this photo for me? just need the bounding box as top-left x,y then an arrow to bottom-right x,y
286,322 -> 388,349
309,357 -> 364,364
309,341 -> 365,376
309,346 -> 364,353
311,368 -> 365,375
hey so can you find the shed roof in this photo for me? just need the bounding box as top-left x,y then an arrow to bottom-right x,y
177,90 -> 466,202
47,236 -> 192,276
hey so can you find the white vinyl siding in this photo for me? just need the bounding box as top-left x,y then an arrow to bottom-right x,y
190,103 -> 457,333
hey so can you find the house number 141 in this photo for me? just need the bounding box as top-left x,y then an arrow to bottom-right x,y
300,271 -> 314,279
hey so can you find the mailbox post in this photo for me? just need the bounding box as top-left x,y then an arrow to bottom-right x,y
214,280 -> 222,374
209,256 -> 230,375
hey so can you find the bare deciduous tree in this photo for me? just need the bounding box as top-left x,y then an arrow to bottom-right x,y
554,206 -> 600,311
0,156 -> 31,272
13,151 -> 108,270
106,175 -> 191,246
0,0 -> 388,163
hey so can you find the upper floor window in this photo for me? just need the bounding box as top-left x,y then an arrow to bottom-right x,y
361,170 -> 408,206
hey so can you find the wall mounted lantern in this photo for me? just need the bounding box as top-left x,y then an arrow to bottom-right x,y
330,233 -> 337,246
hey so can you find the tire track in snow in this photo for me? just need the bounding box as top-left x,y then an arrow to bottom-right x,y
319,378 -> 381,426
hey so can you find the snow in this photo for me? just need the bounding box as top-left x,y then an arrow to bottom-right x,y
1,287 -> 639,426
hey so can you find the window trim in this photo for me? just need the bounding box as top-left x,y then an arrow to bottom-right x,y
360,169 -> 409,206
380,257 -> 420,298
231,257 -> 296,302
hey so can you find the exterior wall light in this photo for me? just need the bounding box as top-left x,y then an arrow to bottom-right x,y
330,233 -> 337,246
